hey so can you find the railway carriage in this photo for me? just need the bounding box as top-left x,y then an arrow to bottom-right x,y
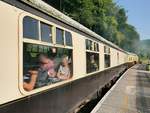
127,52 -> 139,64
0,0 -> 138,113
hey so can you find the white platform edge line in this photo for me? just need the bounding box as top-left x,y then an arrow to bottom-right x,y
90,66 -> 132,113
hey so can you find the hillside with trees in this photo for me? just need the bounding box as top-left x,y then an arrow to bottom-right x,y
138,39 -> 150,60
43,0 -> 140,53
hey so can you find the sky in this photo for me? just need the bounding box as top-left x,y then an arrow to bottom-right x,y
114,0 -> 150,40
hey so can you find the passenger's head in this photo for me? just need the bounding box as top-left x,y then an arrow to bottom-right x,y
38,54 -> 50,70
38,54 -> 49,64
62,55 -> 69,66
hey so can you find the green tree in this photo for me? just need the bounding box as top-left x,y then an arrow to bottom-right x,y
43,0 -> 140,53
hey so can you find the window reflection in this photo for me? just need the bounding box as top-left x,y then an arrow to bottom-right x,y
56,28 -> 64,45
23,16 -> 39,40
41,22 -> 52,43
23,43 -> 73,91
65,31 -> 72,46
86,52 -> 99,73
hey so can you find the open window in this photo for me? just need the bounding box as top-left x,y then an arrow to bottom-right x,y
23,43 -> 73,91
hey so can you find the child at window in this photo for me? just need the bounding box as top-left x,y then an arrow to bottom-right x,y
57,56 -> 71,80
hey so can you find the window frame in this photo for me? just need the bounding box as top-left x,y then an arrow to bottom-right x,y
104,46 -> 111,68
65,31 -> 73,47
23,16 -> 40,40
19,14 -> 74,95
86,39 -> 99,53
56,27 -> 65,45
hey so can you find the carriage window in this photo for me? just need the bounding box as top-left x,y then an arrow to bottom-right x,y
86,52 -> 99,73
65,31 -> 72,46
41,22 -> 52,43
104,54 -> 110,68
104,46 -> 110,54
86,39 -> 99,73
23,43 -> 73,91
94,42 -> 97,51
117,52 -> 119,64
104,46 -> 111,68
86,39 -> 92,50
56,28 -> 64,45
86,39 -> 99,51
86,40 -> 89,50
23,16 -> 39,40
97,43 -> 99,51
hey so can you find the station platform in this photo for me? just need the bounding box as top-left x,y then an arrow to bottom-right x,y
91,64 -> 150,113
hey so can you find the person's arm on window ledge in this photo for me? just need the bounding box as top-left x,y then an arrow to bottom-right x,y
23,71 -> 38,91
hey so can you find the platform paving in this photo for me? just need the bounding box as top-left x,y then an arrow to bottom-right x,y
91,64 -> 150,113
